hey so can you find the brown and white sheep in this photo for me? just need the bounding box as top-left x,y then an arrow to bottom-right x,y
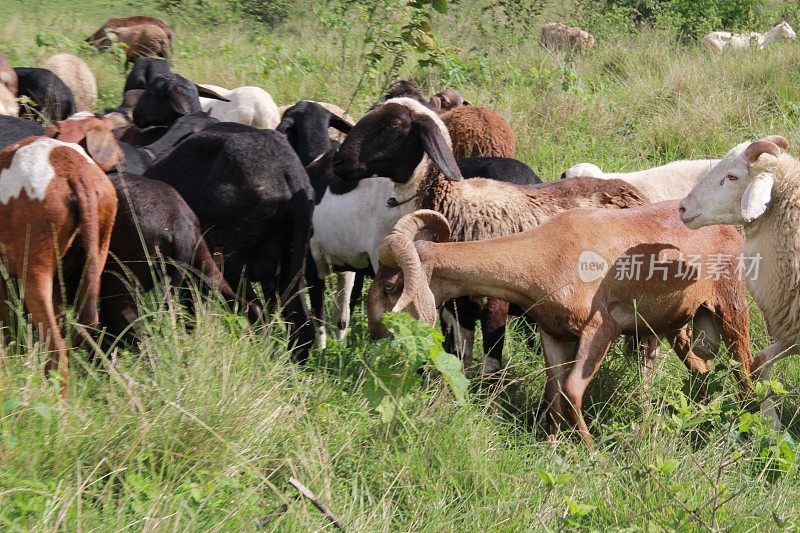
0,137 -> 117,396
43,53 -> 97,113
371,205 -> 752,447
540,22 -> 596,52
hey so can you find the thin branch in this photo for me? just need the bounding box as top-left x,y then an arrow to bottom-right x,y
289,477 -> 345,529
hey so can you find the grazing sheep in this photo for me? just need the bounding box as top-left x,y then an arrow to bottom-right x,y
371,206 -> 751,447
441,105 -> 516,158
132,73 -> 228,128
540,22 -> 596,52
123,57 -> 171,92
562,159 -> 719,203
197,84 -> 279,129
279,100 -> 355,143
43,53 -> 97,113
680,135 -> 800,426
144,122 -> 316,360
46,112 -> 218,175
14,67 -> 75,123
90,24 -> 171,64
332,97 -> 646,372
0,137 -> 117,397
87,15 -> 173,45
703,21 -> 796,54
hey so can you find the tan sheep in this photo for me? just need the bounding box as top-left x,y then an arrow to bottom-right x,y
43,53 -> 97,113
91,24 -> 171,64
0,84 -> 18,116
540,22 -> 596,52
441,105 -> 516,158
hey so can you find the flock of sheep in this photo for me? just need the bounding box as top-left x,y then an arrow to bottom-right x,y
0,14 -> 799,446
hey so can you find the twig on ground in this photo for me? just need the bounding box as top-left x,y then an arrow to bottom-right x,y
289,477 -> 344,529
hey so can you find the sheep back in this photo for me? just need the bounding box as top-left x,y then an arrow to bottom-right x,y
540,22 -> 596,52
43,53 -> 97,113
441,105 -> 515,158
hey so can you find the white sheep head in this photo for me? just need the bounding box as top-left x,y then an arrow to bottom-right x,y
561,162 -> 604,180
679,135 -> 789,228
779,21 -> 797,40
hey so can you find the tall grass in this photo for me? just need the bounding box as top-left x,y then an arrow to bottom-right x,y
1,0 -> 800,529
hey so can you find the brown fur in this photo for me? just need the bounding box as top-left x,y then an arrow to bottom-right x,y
90,24 -> 171,62
0,52 -> 17,96
540,22 -> 596,52
441,105 -> 515,158
87,16 -> 172,47
372,203 -> 751,447
0,137 -> 117,397
45,117 -> 125,172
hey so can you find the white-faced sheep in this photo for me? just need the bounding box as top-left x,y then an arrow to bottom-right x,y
540,22 -> 596,52
563,159 -> 720,203
703,21 -> 796,54
0,136 -> 117,397
198,84 -> 279,129
371,206 -> 752,447
331,97 -> 647,372
43,53 -> 98,113
680,135 -> 800,426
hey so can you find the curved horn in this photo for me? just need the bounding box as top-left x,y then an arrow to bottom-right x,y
762,135 -> 789,150
745,137 -> 787,162
378,210 -> 449,320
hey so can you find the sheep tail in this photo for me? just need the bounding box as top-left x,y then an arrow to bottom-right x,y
67,171 -> 101,327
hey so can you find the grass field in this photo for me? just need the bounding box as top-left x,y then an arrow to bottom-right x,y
2,0 -> 800,530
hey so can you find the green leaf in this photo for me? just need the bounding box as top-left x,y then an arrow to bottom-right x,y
567,499 -> 596,517
33,404 -> 52,421
2,398 -> 22,413
431,0 -> 448,14
430,351 -> 468,404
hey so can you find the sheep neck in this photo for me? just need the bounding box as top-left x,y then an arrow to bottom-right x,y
419,238 -> 551,311
760,24 -> 784,45
743,158 -> 800,346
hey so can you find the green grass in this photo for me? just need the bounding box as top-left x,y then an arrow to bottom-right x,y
2,0 -> 800,530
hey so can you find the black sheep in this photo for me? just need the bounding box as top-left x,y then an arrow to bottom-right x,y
14,67 -> 75,123
124,57 -> 171,92
0,115 -> 44,148
144,122 -> 316,360
132,73 -> 228,128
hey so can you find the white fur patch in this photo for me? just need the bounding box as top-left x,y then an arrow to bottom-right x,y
0,138 -> 93,203
564,162 -> 604,179
67,111 -> 96,120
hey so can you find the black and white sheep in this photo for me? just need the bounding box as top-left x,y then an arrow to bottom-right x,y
14,67 -> 75,123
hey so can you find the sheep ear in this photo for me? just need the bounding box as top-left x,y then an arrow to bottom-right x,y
329,114 -> 352,134
86,126 -> 126,171
169,88 -> 196,115
741,172 -> 774,222
195,85 -> 230,102
413,114 -> 463,182
429,95 -> 442,112
275,115 -> 294,134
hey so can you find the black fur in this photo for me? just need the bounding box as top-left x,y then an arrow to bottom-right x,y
124,57 -> 171,92
132,73 -> 228,128
14,67 -> 75,123
457,156 -> 541,185
144,122 -> 316,361
0,115 -> 44,148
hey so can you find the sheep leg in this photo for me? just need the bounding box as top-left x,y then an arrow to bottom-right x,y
332,271 -> 355,341
563,315 -> 618,449
713,295 -> 753,392
440,298 -> 476,374
305,256 -> 327,350
26,269 -> 68,398
640,335 -> 660,392
539,330 -> 576,437
753,341 -> 793,430
480,298 -> 508,376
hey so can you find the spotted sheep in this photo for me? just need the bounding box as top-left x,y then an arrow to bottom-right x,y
0,137 -> 117,397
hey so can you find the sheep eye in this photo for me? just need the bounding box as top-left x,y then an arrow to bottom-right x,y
720,174 -> 738,185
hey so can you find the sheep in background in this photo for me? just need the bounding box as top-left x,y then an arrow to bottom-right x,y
429,89 -> 468,112
371,206 -> 751,447
43,53 -> 97,112
198,84 -> 279,129
90,24 -> 171,64
540,22 -> 596,52
279,101 -> 357,143
703,21 -> 796,54
562,159 -> 719,203
87,16 -> 173,47
14,67 -> 75,123
680,135 -> 800,427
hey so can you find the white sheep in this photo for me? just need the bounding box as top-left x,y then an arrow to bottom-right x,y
703,21 -> 796,54
680,135 -> 797,427
0,84 -> 18,116
563,158 -> 719,203
197,84 -> 279,129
